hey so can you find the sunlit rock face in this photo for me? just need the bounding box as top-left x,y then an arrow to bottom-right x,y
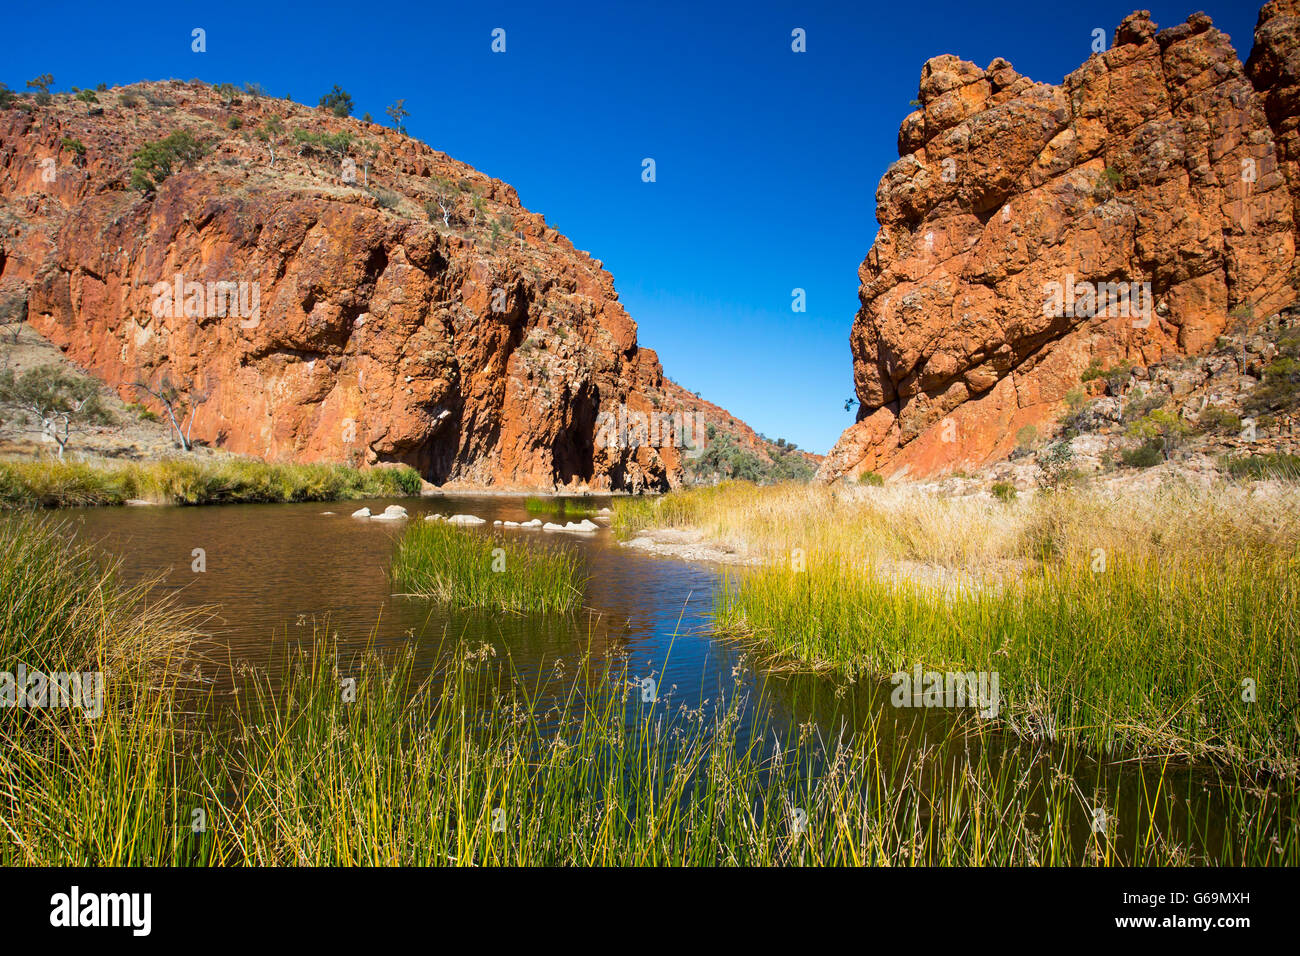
0,82 -> 684,490
820,7 -> 1300,481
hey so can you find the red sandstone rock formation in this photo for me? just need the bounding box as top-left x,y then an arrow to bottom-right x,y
819,7 -> 1300,482
1249,0 -> 1300,229
0,81 -> 691,490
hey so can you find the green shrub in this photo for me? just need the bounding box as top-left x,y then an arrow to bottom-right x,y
1036,441 -> 1079,491
368,187 -> 402,211
125,401 -> 161,423
292,128 -> 352,158
857,471 -> 884,487
1196,406 -> 1241,435
1125,408 -> 1190,459
129,130 -> 208,193
391,466 -> 423,496
1121,388 -> 1166,423
1121,440 -> 1164,468
991,481 -> 1017,502
1245,328 -> 1300,416
318,84 -> 353,117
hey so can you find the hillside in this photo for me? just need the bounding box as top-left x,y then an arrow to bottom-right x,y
0,78 -> 761,491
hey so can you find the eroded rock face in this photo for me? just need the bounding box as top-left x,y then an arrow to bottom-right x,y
819,7 -> 1299,481
0,82 -> 684,490
1249,0 -> 1300,229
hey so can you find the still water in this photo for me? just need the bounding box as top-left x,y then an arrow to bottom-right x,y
65,493 -> 1278,861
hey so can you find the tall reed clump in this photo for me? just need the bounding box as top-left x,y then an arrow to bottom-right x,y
715,553 -> 1300,771
392,521 -> 583,613
525,496 -> 596,517
0,458 -> 422,509
0,515 -> 212,865
14,633 -> 1297,866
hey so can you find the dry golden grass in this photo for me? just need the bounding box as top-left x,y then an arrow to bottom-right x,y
615,479 -> 1300,579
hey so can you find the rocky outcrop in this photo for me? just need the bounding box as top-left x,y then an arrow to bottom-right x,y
1249,0 -> 1300,229
820,7 -> 1300,481
0,81 -> 693,491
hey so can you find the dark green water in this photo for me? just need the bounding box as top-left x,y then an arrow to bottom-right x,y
63,494 -> 1292,863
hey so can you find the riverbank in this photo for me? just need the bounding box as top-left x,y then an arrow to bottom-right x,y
0,457 -> 423,508
2,514 -> 1294,866
612,480 -> 1300,773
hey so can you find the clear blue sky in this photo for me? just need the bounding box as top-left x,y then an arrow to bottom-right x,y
6,1 -> 1261,453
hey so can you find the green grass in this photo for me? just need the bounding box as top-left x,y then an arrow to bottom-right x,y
0,457 -> 422,508
524,496 -> 596,517
1,515 -> 1295,866
392,520 -> 583,613
1225,452 -> 1300,481
715,553 -> 1300,772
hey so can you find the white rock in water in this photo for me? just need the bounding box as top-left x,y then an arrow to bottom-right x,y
371,504 -> 408,520
542,522 -> 566,532
564,519 -> 599,532
424,513 -> 447,521
493,520 -> 503,526
351,507 -> 372,518
448,514 -> 487,525
320,511 -> 336,516
521,519 -> 543,528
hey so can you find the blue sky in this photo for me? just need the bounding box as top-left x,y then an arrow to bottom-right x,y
5,1 -> 1262,453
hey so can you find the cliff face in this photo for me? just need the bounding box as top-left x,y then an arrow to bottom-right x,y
0,81 -> 685,490
819,6 -> 1300,481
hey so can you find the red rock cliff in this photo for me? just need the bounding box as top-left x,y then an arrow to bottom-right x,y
0,81 -> 687,490
819,7 -> 1300,481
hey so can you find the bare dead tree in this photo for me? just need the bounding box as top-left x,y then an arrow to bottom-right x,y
0,364 -> 112,458
132,375 -> 208,451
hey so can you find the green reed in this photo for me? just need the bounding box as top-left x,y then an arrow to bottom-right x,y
714,552 -> 1300,773
392,520 -> 583,613
0,457 -> 422,508
524,496 -> 597,517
